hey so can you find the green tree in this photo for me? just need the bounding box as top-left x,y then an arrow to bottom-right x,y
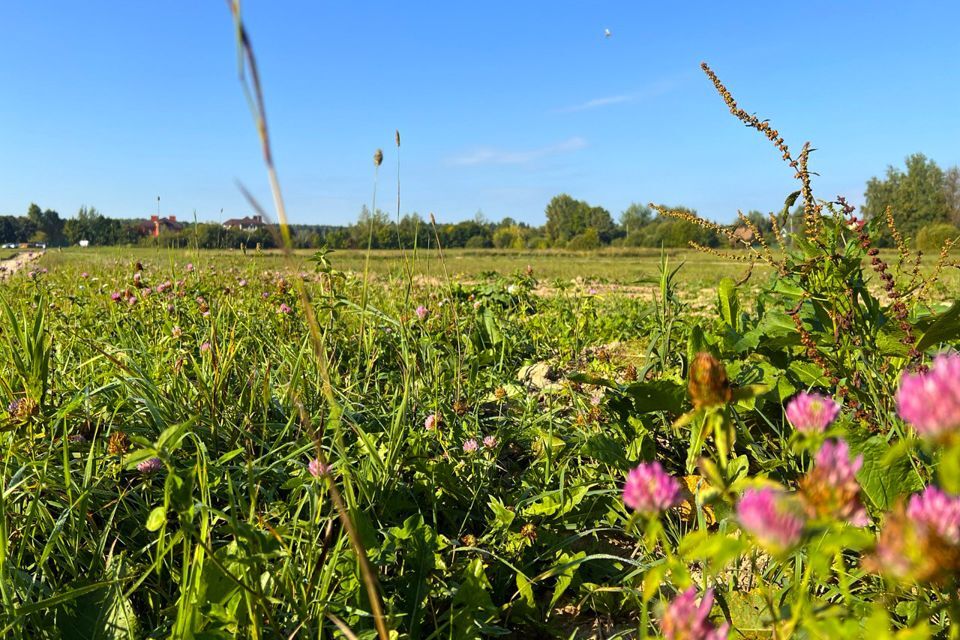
353,206 -> 391,248
587,206 -> 616,243
863,154 -> 950,243
619,203 -> 653,235
65,206 -> 122,246
545,195 -> 614,245
464,235 -> 491,248
492,225 -> 525,249
544,194 -> 583,243
945,166 -> 960,226
0,216 -> 23,243
26,203 -> 65,245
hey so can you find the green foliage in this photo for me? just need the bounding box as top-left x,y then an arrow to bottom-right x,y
863,153 -> 958,244
492,225 -> 525,249
26,203 -> 65,246
545,194 -> 616,244
566,227 -> 600,250
915,222 -> 958,252
619,203 -> 653,234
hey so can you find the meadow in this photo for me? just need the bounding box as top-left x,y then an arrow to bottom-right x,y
37,246 -> 960,297
1,228 -> 960,638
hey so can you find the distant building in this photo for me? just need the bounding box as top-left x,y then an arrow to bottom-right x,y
137,215 -> 184,237
223,215 -> 265,231
730,226 -> 756,246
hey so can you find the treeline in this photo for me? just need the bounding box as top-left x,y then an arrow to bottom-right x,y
281,201 -> 753,250
0,205 -> 150,247
306,199 -> 778,250
0,205 -> 283,249
0,199 -> 745,250
3,153 -> 956,251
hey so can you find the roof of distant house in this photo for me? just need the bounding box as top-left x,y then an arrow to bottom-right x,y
223,215 -> 265,227
136,216 -> 184,234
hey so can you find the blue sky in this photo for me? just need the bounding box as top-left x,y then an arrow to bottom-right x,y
0,2 -> 957,226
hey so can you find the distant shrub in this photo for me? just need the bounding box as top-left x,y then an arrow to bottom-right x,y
623,230 -> 648,247
525,235 -> 550,249
916,222 -> 959,252
464,234 -> 491,249
651,219 -> 719,248
566,227 -> 600,250
492,226 -> 525,249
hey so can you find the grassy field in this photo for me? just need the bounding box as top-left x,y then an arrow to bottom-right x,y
39,245 -> 960,297
1,241 -> 959,638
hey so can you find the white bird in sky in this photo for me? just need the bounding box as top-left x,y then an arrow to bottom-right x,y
604,28 -> 612,38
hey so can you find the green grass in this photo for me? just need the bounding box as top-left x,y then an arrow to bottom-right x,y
38,246 -> 960,296
0,243 -> 958,638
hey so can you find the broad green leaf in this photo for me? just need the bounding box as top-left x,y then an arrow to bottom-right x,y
549,551 -> 586,608
916,301 -> 960,352
488,496 -> 516,530
849,433 -> 923,510
718,277 -> 741,332
788,361 -> 831,387
146,507 -> 166,532
876,329 -> 912,358
515,573 -> 535,608
623,380 -> 686,415
687,324 -> 709,365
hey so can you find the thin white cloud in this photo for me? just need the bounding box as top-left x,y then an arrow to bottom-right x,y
556,95 -> 633,113
448,137 -> 588,166
554,76 -> 688,114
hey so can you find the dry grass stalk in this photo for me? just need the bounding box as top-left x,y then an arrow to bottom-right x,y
228,3 -> 391,638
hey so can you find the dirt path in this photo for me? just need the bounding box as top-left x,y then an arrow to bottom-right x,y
0,251 -> 43,281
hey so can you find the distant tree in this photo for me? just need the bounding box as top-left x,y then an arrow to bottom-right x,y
26,204 -> 42,227
0,216 -> 21,243
619,203 -> 653,235
492,225 -> 525,249
444,220 -> 489,247
25,203 -> 65,245
643,208 -> 719,248
325,228 -> 353,249
195,223 -> 228,249
353,206 -> 392,248
544,194 -> 584,243
587,206 -> 617,243
545,194 -> 613,244
525,235 -> 550,249
863,154 -> 951,244
465,234 -> 491,249
397,213 -> 430,248
65,206 -> 122,246
945,166 -> 960,226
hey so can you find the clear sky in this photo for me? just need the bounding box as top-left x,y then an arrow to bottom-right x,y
1,2 -> 957,226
